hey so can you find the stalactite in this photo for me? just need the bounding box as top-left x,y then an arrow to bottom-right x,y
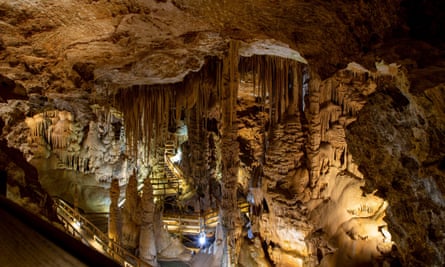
149,119 -> 167,191
115,85 -> 174,160
319,79 -> 336,105
26,110 -> 75,150
319,103 -> 342,141
239,55 -> 300,126
288,64 -> 302,115
26,113 -> 50,139
217,40 -> 241,127
342,96 -> 366,117
179,58 -> 219,210
320,78 -> 367,119
58,151 -> 85,171
324,125 -> 347,169
46,110 -> 74,150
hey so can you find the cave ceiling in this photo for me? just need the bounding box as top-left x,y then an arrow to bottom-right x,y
0,0 -> 403,95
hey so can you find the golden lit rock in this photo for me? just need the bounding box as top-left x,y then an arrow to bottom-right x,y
1,1 -> 444,266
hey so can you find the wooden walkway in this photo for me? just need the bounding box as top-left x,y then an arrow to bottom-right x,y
0,208 -> 88,267
0,196 -> 120,267
54,197 -> 152,267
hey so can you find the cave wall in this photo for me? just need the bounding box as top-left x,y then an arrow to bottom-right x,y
347,75 -> 445,266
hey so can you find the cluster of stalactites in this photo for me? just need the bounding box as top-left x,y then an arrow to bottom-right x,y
114,41 -> 306,162
27,113 -> 50,139
114,54 -> 226,161
182,56 -> 220,133
115,85 -> 175,160
58,151 -> 92,173
318,76 -> 368,139
26,110 -> 74,150
239,55 -> 302,126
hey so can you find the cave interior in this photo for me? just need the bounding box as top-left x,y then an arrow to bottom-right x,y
0,1 -> 444,267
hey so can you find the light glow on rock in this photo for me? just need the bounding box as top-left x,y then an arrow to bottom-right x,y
199,232 -> 206,247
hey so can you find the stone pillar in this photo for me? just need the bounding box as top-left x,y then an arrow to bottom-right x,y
139,177 -> 157,266
288,64 -> 302,116
188,105 -> 210,210
306,70 -> 322,198
122,171 -> 140,250
108,179 -> 120,243
219,40 -> 241,267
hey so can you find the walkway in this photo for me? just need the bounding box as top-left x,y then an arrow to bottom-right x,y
163,202 -> 249,235
51,142 -> 249,265
0,196 -> 120,267
54,197 -> 152,267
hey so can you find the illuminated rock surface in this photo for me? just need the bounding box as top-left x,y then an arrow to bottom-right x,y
0,0 -> 444,266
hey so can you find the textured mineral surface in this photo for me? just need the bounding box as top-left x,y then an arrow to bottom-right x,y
0,0 -> 444,266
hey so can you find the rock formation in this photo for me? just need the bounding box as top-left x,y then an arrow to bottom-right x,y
0,0 -> 444,267
109,178 -> 120,243
139,177 -> 157,266
121,171 -> 141,251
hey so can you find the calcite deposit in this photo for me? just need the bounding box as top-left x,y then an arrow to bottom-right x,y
0,0 -> 444,267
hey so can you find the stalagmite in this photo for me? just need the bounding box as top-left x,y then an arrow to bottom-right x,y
139,177 -> 158,266
121,171 -> 140,251
108,179 -> 120,243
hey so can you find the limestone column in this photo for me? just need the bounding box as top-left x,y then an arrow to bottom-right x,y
139,177 -> 157,266
122,171 -> 140,251
108,179 -> 120,243
306,70 -> 322,198
288,64 -> 302,116
219,40 -> 241,267
187,105 -> 210,210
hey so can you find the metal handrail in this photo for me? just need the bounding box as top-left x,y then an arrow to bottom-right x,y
162,201 -> 249,235
54,198 -> 151,267
164,153 -> 187,182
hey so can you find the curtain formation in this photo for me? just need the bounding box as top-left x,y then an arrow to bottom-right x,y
114,42 -> 305,161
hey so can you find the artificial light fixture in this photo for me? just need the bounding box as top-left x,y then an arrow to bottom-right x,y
199,231 -> 206,246
74,220 -> 82,230
379,226 -> 392,243
171,148 -> 182,163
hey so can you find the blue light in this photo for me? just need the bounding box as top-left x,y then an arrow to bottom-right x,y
199,232 -> 206,246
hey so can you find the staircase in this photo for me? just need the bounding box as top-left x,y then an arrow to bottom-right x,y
54,197 -> 151,267
150,140 -> 181,197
